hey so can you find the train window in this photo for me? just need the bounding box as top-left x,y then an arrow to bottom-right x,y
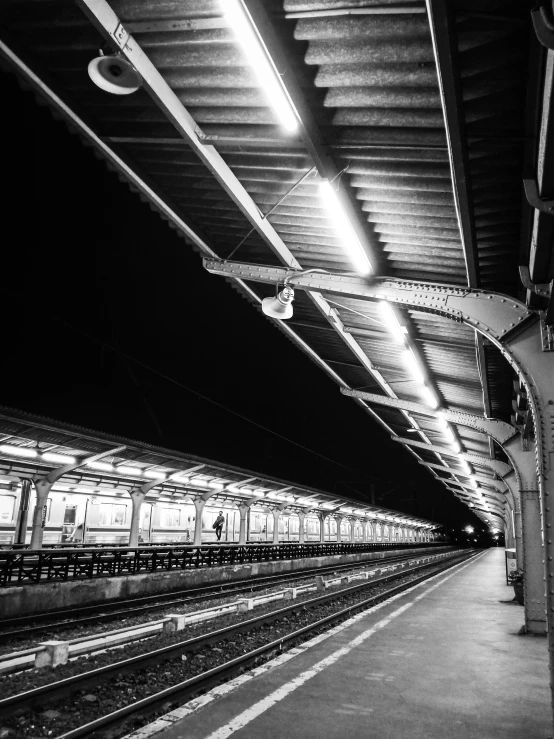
161,508 -> 180,527
64,505 -> 77,525
99,503 -> 127,526
0,495 -> 15,521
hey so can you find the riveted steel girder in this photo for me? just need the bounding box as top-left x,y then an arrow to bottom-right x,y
203,260 -> 536,343
204,260 -> 554,665
418,462 -> 508,493
391,436 -> 512,477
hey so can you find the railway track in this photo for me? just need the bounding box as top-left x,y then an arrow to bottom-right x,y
0,546 -> 453,643
0,548 -> 477,739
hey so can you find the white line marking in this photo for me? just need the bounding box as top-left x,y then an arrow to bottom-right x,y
122,552 -> 485,739
203,553 -> 484,739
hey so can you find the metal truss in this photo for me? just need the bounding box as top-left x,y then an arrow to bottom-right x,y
390,437 -> 512,477
204,260 -> 553,640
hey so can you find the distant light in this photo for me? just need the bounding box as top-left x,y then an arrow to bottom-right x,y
223,0 -> 298,131
402,349 -> 426,385
378,302 -> 405,344
0,444 -> 38,458
144,469 -> 166,480
42,452 -> 77,465
87,461 -> 113,472
171,474 -> 192,484
319,180 -> 373,274
189,478 -> 208,488
116,465 -> 143,476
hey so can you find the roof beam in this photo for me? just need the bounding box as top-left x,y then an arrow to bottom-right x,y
418,461 -> 508,493
76,0 -> 301,270
241,0 -> 377,271
426,0 -> 479,286
426,1 -> 496,456
391,436 -> 512,477
340,388 -> 516,445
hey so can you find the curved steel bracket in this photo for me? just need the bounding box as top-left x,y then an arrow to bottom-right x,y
519,265 -> 552,300
524,178 -> 554,214
341,389 -> 517,445
530,4 -> 554,49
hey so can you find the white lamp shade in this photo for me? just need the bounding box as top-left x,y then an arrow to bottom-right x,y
88,55 -> 142,95
261,288 -> 294,319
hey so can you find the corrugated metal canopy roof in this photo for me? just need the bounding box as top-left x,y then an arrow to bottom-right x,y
0,406 -> 435,525
0,0 -> 538,530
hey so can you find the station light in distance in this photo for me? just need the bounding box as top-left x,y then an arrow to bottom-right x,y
42,452 -> 77,464
223,0 -> 298,132
86,460 -> 113,472
319,180 -> 373,275
144,469 -> 166,480
115,465 -> 143,476
0,444 -> 38,458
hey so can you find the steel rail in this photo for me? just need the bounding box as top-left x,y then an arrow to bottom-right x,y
0,550 -> 471,719
55,550 -> 479,739
0,547 -> 450,641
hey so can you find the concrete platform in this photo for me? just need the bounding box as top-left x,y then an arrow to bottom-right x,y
132,549 -> 551,739
0,546 -> 432,619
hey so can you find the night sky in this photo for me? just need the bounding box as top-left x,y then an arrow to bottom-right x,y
0,67 -> 491,543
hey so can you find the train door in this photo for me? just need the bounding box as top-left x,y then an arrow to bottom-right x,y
140,503 -> 153,543
61,504 -> 77,542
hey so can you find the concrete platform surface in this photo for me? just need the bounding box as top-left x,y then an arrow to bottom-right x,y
132,549 -> 551,739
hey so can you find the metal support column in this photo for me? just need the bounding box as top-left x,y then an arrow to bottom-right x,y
297,510 -> 306,544
14,478 -> 30,546
522,489 -> 547,634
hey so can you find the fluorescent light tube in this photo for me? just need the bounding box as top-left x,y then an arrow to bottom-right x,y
171,475 -> 191,484
470,477 -> 479,489
87,461 -> 113,471
42,452 -> 77,464
378,301 -> 405,344
442,425 -> 456,444
190,478 -> 208,487
0,444 -> 38,458
402,349 -> 426,385
421,386 -> 439,409
116,465 -> 143,476
144,469 -> 166,479
460,459 -> 472,475
319,180 -> 373,274
223,0 -> 298,131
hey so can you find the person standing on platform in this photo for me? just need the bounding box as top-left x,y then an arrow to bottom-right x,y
213,511 -> 225,542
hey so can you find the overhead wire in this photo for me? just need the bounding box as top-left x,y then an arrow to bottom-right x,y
62,319 -> 372,476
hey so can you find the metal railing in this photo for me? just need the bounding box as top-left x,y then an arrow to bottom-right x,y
0,541 -> 444,586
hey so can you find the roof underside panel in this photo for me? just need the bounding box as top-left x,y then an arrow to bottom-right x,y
0,0 -> 528,529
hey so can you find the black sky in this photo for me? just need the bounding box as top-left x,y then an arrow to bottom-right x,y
0,67 -> 489,540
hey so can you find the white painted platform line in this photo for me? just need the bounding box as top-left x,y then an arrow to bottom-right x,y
123,552 -> 485,739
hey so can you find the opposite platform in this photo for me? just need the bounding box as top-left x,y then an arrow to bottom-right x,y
128,549 -> 550,739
